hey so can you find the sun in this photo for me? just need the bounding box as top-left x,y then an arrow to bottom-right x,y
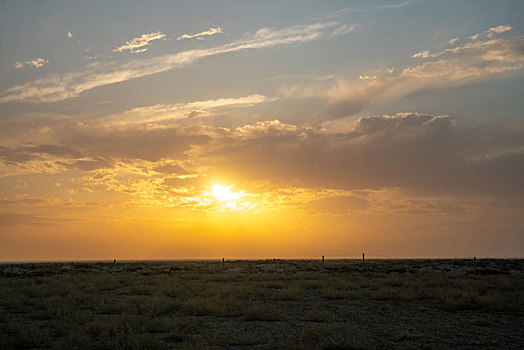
212,184 -> 241,202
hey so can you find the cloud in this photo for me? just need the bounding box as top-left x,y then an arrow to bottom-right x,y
113,32 -> 167,53
0,93 -> 275,177
469,25 -> 512,41
202,115 -> 524,199
411,50 -> 430,58
307,195 -> 368,213
381,0 -> 419,9
1,112 -> 523,218
0,144 -> 82,165
67,31 -> 73,38
281,25 -> 524,120
0,21 -> 340,103
177,26 -> 223,40
330,23 -> 356,36
59,124 -> 210,162
14,58 -> 48,69
153,163 -> 188,175
102,94 -> 276,125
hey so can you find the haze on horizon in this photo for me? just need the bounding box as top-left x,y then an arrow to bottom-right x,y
1,0 -> 523,261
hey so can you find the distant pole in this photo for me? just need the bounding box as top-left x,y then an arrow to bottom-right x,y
321,255 -> 325,270
112,259 -> 116,274
362,253 -> 365,267
222,258 -> 225,269
473,256 -> 477,274
169,266 -> 173,276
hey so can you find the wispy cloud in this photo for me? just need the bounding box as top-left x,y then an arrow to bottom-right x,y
14,58 -> 48,69
103,94 -> 276,125
0,21 -> 340,103
267,74 -> 335,81
113,32 -> 166,54
281,25 -> 524,119
381,0 -> 420,9
177,26 -> 223,40
330,23 -> 357,36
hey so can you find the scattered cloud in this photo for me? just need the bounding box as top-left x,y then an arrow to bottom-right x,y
177,26 -> 223,40
113,31 -> 166,53
0,21 -> 339,103
448,37 -> 458,45
67,31 -> 73,38
14,58 -> 48,69
281,25 -> 524,120
411,49 -> 430,58
468,25 -> 512,41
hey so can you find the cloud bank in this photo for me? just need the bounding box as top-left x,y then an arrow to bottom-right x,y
2,112 -> 523,202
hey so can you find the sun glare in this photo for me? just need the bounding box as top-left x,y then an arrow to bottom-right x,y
212,184 -> 241,202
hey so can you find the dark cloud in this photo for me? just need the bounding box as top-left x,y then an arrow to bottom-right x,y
60,125 -> 211,162
153,164 -> 189,175
22,144 -> 83,157
204,114 -> 524,198
1,113 -> 523,204
307,195 -> 368,213
0,144 -> 82,165
73,157 -> 114,171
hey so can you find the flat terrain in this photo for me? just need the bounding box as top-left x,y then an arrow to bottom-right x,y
0,259 -> 523,349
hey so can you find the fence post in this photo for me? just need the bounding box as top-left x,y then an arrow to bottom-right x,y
473,256 -> 477,274
362,253 -> 365,267
222,258 -> 225,269
112,259 -> 116,274
322,255 -> 325,270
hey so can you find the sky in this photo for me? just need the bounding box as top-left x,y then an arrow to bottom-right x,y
1,0 -> 523,261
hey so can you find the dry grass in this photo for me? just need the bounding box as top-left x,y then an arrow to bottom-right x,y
244,302 -> 285,321
0,259 -> 522,348
304,309 -> 332,322
275,285 -> 303,300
